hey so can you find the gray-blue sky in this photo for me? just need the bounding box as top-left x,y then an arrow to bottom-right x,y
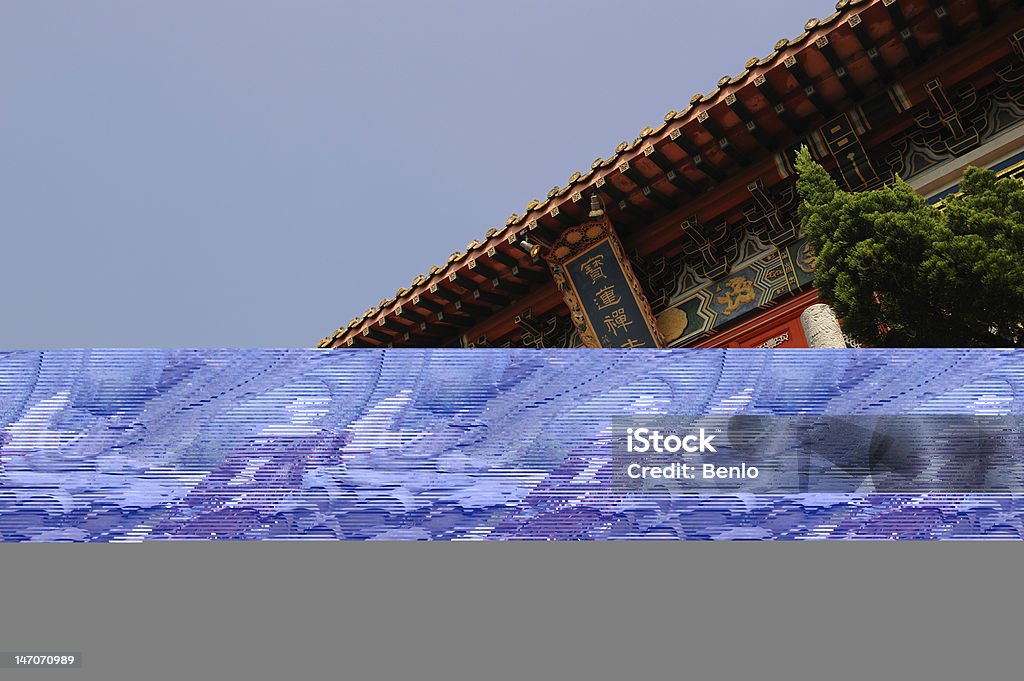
2,1 -> 829,347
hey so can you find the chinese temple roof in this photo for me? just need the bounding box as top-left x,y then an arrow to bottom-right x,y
320,0 -> 1020,348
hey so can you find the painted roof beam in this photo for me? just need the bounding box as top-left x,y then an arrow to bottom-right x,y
453,299 -> 493,317
641,184 -> 676,209
785,54 -> 835,116
491,277 -> 529,296
848,13 -> 895,82
930,1 -> 961,46
697,110 -> 752,165
754,74 -> 806,133
472,289 -> 509,307
395,305 -> 427,325
467,259 -> 499,280
664,168 -> 701,194
882,0 -> 925,63
546,205 -> 576,228
668,128 -> 727,182
429,282 -> 462,302
485,246 -> 523,269
815,35 -> 865,100
725,93 -> 776,149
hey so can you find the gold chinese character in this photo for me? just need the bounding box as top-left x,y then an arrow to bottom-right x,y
620,338 -> 645,348
594,285 -> 621,310
603,307 -> 633,337
580,254 -> 607,284
715,276 -> 756,316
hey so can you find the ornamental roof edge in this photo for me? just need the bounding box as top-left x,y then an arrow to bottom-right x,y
323,0 -> 885,344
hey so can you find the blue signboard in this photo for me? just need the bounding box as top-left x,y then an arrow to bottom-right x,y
564,239 -> 660,348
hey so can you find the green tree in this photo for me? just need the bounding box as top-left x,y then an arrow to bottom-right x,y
794,146 -> 1024,347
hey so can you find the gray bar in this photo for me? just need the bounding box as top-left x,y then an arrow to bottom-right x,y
3,543 -> 1024,681
0,653 -> 82,668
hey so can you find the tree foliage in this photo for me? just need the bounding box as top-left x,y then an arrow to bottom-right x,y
795,146 -> 1024,347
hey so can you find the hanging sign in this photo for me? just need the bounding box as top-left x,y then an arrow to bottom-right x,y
545,209 -> 665,348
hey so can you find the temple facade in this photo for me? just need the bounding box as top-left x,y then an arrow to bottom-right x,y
319,0 -> 1024,349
